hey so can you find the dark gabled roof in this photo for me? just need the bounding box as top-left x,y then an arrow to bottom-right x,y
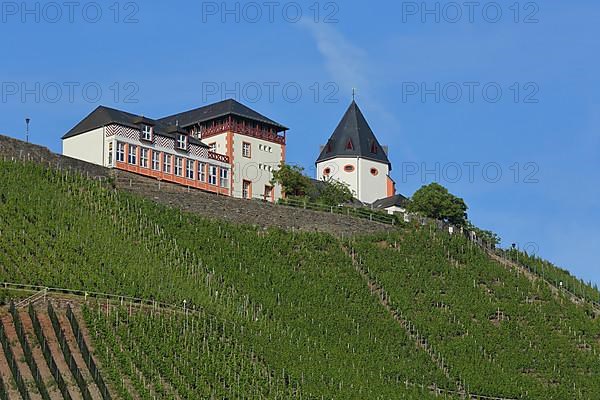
372,194 -> 409,210
62,106 -> 144,139
62,105 -> 207,147
316,101 -> 391,167
158,99 -> 288,131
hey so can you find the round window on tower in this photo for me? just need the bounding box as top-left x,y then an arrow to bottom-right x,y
370,168 -> 379,176
323,167 -> 331,176
344,165 -> 355,173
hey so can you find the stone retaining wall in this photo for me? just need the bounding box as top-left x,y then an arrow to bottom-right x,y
0,134 -> 391,237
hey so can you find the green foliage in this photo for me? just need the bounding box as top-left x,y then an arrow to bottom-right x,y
315,178 -> 354,206
407,183 -> 468,226
503,248 -> 600,305
270,163 -> 313,197
467,222 -> 501,247
1,160 -> 599,399
349,228 -> 600,399
0,160 -> 448,399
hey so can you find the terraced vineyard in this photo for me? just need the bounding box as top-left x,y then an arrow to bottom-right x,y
0,300 -> 118,400
0,158 -> 599,399
349,229 -> 600,399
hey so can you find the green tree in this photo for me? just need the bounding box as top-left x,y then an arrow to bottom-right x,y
407,182 -> 468,226
467,222 -> 501,247
271,163 -> 313,198
317,178 -> 354,206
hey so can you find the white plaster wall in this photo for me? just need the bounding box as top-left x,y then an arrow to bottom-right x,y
201,133 -> 284,201
317,157 -> 389,204
203,134 -> 228,156
233,134 -> 284,201
316,157 -> 359,199
62,128 -> 105,166
357,158 -> 389,204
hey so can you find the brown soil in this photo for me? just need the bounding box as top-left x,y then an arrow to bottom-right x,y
0,340 -> 21,398
0,313 -> 42,400
17,309 -> 62,400
53,304 -> 103,400
34,307 -> 84,399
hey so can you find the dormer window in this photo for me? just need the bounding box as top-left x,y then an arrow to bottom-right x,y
177,134 -> 188,150
346,139 -> 354,151
370,141 -> 378,154
141,124 -> 153,141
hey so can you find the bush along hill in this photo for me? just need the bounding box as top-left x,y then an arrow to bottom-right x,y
0,159 -> 599,399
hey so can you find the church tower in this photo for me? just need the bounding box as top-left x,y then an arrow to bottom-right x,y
316,100 -> 395,204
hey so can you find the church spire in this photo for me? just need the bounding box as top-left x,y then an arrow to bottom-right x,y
316,100 -> 390,167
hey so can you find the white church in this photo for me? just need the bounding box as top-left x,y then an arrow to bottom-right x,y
316,100 -> 407,213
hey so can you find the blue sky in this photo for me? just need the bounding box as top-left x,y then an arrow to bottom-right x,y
1,1 -> 598,286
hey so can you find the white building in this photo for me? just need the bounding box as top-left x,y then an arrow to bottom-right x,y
316,101 -> 396,204
62,99 -> 288,201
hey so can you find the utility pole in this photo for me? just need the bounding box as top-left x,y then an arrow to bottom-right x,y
25,118 -> 30,143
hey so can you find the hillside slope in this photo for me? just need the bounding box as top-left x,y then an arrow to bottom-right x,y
0,159 -> 599,399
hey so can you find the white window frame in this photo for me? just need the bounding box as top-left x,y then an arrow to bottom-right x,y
209,142 -> 217,153
128,145 -> 137,165
140,148 -> 149,168
141,125 -> 153,141
208,165 -> 218,186
116,142 -> 125,162
242,180 -> 251,199
152,151 -> 160,171
198,162 -> 206,182
242,142 -> 251,158
177,134 -> 187,150
163,154 -> 172,174
108,142 -> 114,165
186,159 -> 195,180
219,168 -> 229,188
175,156 -> 183,177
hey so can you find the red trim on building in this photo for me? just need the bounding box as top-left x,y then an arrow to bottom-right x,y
201,120 -> 286,145
386,175 -> 396,197
226,131 -> 235,192
115,156 -> 230,196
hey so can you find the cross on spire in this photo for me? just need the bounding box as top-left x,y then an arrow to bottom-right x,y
352,88 -> 356,101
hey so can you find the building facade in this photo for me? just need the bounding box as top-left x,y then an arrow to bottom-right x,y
315,101 -> 396,204
62,99 -> 288,201
159,100 -> 287,201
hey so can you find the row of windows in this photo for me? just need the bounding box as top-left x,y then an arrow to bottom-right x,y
258,144 -> 273,153
114,142 -> 229,188
322,165 -> 379,176
258,163 -> 274,172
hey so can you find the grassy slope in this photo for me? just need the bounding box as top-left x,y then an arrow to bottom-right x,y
350,228 -> 600,399
0,161 -> 448,398
0,160 -> 599,399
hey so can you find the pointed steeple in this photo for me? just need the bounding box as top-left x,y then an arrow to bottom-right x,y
316,101 -> 390,167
